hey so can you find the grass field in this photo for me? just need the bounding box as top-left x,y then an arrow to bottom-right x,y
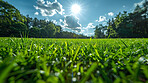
0,37 -> 148,83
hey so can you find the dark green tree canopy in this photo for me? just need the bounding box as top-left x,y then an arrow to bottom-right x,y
0,0 -> 87,38
94,1 -> 148,38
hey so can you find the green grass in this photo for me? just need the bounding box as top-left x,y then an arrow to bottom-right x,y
0,37 -> 148,83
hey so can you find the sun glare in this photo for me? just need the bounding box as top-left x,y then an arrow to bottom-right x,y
71,4 -> 81,15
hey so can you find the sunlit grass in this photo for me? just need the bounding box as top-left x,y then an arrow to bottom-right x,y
0,37 -> 148,83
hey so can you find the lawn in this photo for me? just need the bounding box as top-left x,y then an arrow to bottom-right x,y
0,38 -> 148,83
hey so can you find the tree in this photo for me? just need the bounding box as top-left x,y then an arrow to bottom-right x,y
55,25 -> 62,38
29,27 -> 40,37
94,24 -> 105,38
105,6 -> 148,38
25,15 -> 32,29
0,0 -> 88,38
10,22 -> 27,37
134,5 -> 141,13
0,0 -> 26,37
33,17 -> 39,27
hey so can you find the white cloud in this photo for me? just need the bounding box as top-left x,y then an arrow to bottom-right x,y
45,19 -> 49,22
108,12 -> 114,16
79,23 -> 96,36
51,19 -> 58,24
85,23 -> 95,29
61,15 -> 81,32
79,29 -> 85,34
59,19 -> 63,22
134,0 -> 146,7
96,16 -> 107,22
59,19 -> 64,25
102,22 -> 107,26
123,5 -> 126,8
84,33 -> 94,36
34,0 -> 64,16
34,12 -> 39,15
60,18 -> 95,35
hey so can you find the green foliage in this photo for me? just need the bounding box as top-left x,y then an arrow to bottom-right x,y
94,25 -> 106,38
94,0 -> 148,38
0,0 -> 26,37
0,38 -> 148,83
0,0 -> 87,38
0,62 -> 15,83
29,27 -> 40,38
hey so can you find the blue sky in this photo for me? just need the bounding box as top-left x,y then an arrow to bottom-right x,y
3,0 -> 145,36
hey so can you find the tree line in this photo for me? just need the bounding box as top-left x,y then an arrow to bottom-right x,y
0,0 -> 87,38
94,0 -> 148,38
0,0 -> 148,38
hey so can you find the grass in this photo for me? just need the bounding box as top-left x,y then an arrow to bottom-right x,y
0,37 -> 148,83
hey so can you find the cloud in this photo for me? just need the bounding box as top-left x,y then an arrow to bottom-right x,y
134,0 -> 146,7
51,19 -> 58,24
34,12 -> 39,15
108,12 -> 114,16
34,0 -> 64,16
59,19 -> 64,25
123,5 -> 126,8
96,16 -> 107,22
59,19 -> 63,22
102,22 -> 107,26
85,23 -> 95,29
45,19 -> 49,22
79,23 -> 96,36
84,33 -> 94,36
60,18 -> 95,34
62,15 -> 81,32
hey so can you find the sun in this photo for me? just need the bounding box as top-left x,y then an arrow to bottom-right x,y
71,4 -> 81,15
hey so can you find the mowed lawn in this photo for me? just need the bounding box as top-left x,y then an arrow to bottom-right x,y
0,38 -> 148,83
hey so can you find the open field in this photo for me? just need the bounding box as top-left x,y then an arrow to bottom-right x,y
0,38 -> 148,83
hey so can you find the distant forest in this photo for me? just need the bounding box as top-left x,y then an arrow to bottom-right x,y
0,0 -> 148,38
94,1 -> 148,38
0,0 -> 87,38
